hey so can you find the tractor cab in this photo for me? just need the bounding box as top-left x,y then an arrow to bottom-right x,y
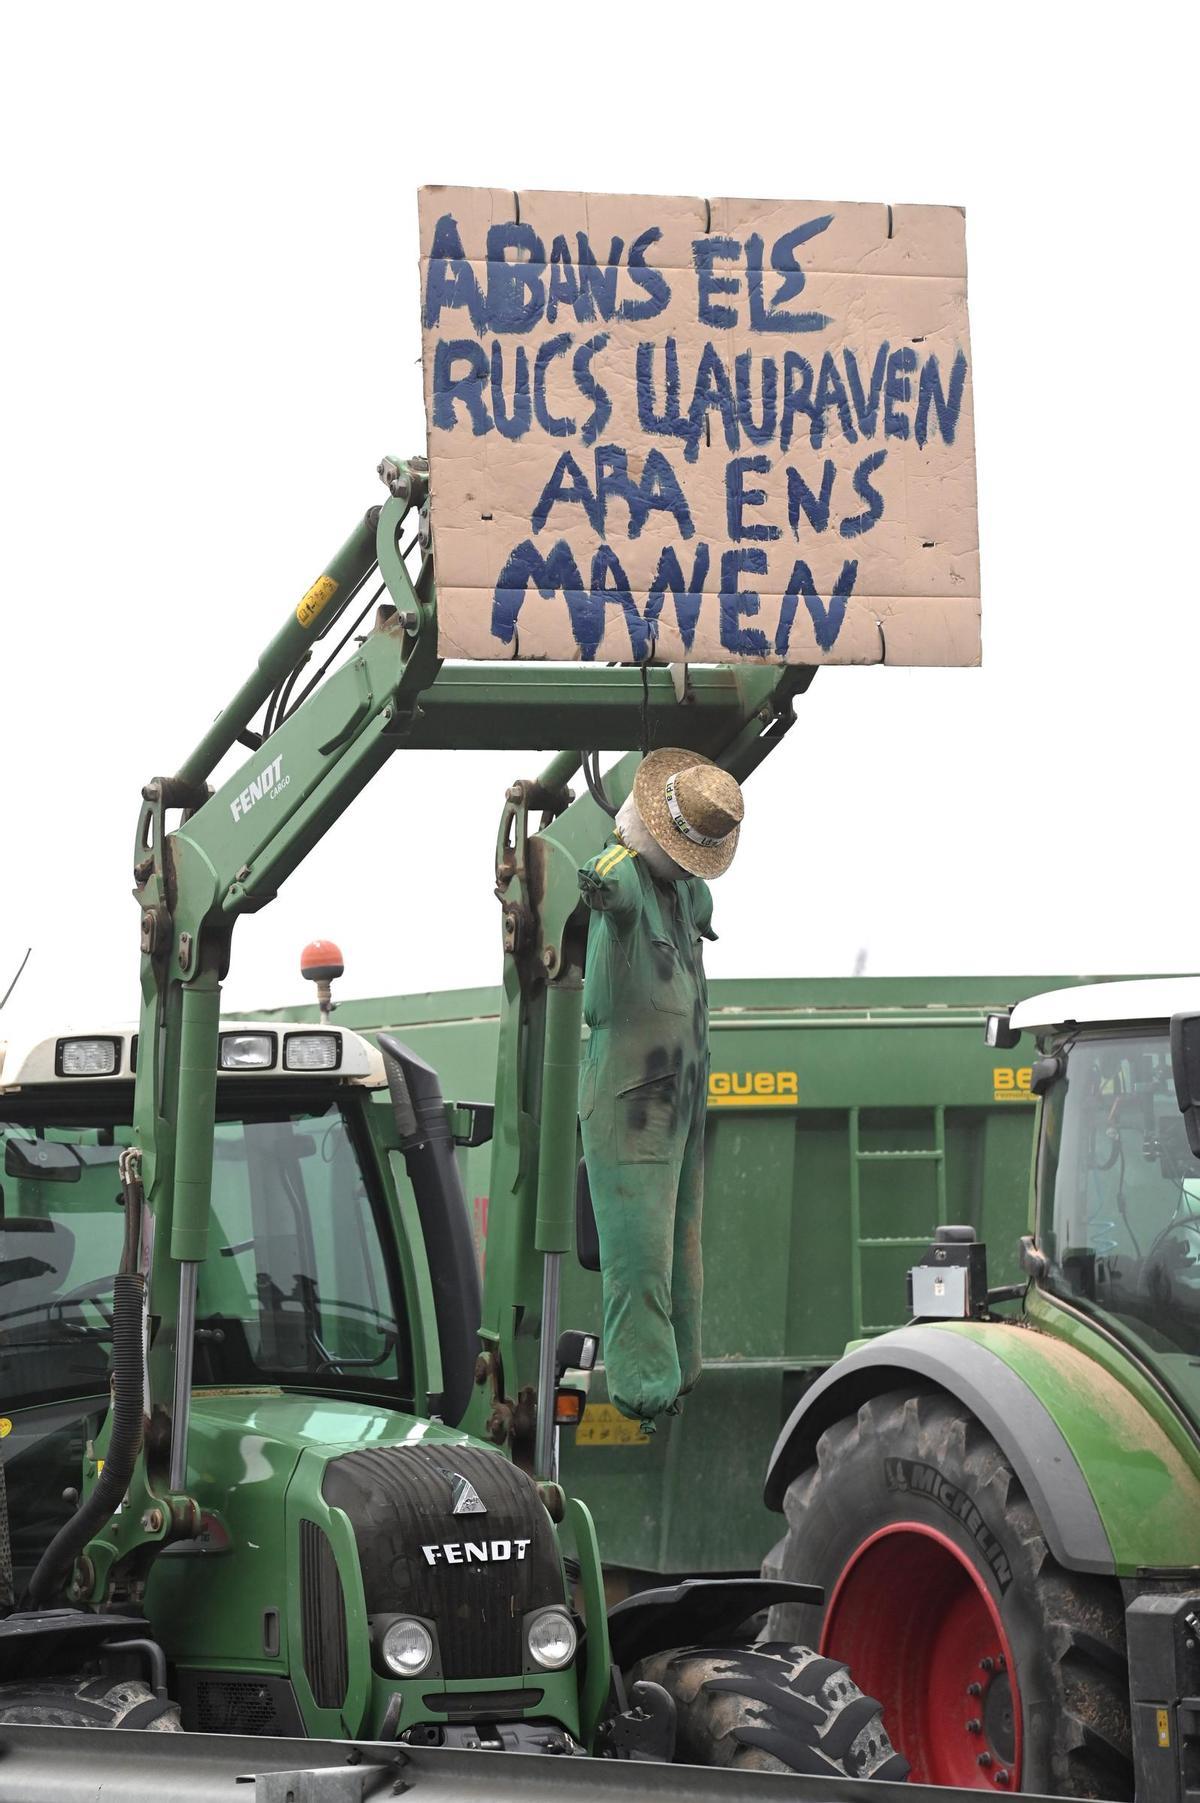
1003,978 -> 1200,1418
0,1021 -> 420,1597
0,1018 -> 598,1744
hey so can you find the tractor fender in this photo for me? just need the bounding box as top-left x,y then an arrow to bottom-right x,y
606,1578 -> 822,1672
763,1323 -> 1117,1574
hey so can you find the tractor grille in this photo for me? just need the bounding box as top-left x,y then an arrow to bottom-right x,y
322,1443 -> 561,1680
176,1671 -> 303,1737
424,1687 -> 542,1719
299,1518 -> 349,1709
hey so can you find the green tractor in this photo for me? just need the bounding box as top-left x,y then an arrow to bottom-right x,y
763,977 -> 1200,1801
0,459 -> 911,1797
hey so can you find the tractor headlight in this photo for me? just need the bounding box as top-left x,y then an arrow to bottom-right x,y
381,1617 -> 434,1677
56,1037 -> 121,1077
526,1607 -> 577,1671
283,1032 -> 340,1072
219,1032 -> 275,1070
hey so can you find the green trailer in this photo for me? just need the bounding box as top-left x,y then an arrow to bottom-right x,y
255,972 -> 1128,1585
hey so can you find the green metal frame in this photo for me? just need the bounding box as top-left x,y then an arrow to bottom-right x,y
83,458 -> 811,1697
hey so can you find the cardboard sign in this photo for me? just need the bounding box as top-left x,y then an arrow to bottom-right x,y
419,187 -> 979,666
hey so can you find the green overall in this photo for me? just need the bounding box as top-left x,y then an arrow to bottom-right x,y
577,838 -> 715,1424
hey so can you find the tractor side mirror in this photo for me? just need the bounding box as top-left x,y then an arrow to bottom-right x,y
555,1329 -> 598,1381
1170,1013 -> 1200,1158
984,1010 -> 1021,1051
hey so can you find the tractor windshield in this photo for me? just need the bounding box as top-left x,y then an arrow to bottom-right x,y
1038,1028 -> 1200,1413
0,1093 -> 412,1414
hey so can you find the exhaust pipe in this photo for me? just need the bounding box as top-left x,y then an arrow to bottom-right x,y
378,1036 -> 482,1427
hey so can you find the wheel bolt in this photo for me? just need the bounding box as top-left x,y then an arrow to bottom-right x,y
967,1682 -> 983,1697
977,1752 -> 993,1768
966,1720 -> 982,1735
996,1772 -> 1011,1787
997,1655 -> 1007,1671
980,1657 -> 995,1673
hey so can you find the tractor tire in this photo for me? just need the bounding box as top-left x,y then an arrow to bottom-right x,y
0,1675 -> 181,1729
636,1643 -> 909,1779
763,1388 -> 1131,1798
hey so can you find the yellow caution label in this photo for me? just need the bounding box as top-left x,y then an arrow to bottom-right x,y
709,1070 -> 798,1107
0,1418 -> 11,1439
1157,1708 -> 1171,1748
574,1403 -> 649,1447
296,573 -> 339,629
993,1066 -> 1034,1103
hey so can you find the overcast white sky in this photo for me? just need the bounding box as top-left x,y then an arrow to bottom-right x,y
1,3 -> 1193,1038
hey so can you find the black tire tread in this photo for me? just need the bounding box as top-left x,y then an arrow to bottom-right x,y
637,1642 -> 908,1780
0,1675 -> 181,1730
763,1387 -> 1132,1799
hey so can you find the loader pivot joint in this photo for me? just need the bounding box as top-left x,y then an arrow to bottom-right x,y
142,775 -> 211,814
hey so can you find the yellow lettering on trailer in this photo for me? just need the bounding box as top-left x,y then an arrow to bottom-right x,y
1157,1708 -> 1171,1749
708,1071 -> 798,1107
993,1066 -> 1034,1102
296,573 -> 339,629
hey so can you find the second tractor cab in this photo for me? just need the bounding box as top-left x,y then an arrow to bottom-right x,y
763,975 -> 1200,1801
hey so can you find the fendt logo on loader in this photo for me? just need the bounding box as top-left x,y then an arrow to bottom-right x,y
229,753 -> 289,823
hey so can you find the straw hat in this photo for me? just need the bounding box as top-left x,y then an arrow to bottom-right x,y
633,748 -> 744,879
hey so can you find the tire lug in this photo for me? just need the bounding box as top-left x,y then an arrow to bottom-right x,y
977,1752 -> 993,1768
966,1720 -> 982,1735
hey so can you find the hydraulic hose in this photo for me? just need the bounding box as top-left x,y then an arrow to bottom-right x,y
582,750 -> 618,818
27,1270 -> 146,1607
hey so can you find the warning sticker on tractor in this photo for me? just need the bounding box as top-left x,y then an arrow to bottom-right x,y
575,1403 -> 649,1447
296,573 -> 339,629
419,187 -> 979,666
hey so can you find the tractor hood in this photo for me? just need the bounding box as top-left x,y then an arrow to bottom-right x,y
144,1390 -> 575,1743
145,1390 -> 490,1670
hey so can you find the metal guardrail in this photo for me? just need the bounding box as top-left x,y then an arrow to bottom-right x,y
0,1726 -> 1034,1803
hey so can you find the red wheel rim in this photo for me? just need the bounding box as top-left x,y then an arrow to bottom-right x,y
821,1522 -> 1022,1790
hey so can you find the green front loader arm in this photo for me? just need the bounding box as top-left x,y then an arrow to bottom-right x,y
82,457 -> 811,1602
